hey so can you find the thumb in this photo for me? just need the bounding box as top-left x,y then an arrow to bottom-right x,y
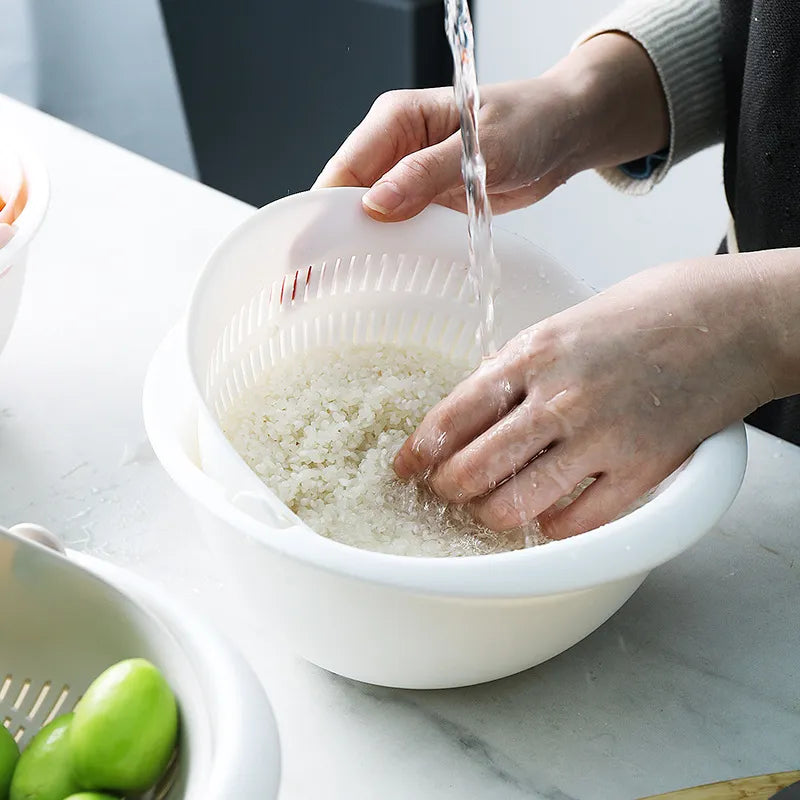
362,132 -> 463,221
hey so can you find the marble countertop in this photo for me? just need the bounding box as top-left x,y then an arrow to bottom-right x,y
1,95 -> 798,800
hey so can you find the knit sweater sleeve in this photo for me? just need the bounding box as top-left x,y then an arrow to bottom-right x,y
576,0 -> 725,194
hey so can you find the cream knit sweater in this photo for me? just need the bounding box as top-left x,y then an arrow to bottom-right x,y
579,0 -> 724,194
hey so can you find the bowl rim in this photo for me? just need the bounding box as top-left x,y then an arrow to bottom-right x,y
146,191 -> 748,598
0,128 -> 50,268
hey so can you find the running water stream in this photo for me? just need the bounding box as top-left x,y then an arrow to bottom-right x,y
443,0 -> 545,544
444,0 -> 501,357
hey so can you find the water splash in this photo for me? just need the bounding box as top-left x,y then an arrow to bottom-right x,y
444,0 -> 500,357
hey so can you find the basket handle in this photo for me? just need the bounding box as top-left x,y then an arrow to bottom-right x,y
7,523 -> 65,553
227,489 -> 298,530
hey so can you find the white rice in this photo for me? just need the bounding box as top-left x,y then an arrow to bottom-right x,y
220,342 -> 547,557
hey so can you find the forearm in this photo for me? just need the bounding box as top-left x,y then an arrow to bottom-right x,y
601,249 -> 800,405
735,249 -> 800,400
542,32 -> 670,177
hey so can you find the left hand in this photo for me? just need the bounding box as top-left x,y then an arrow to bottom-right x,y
394,254 -> 787,539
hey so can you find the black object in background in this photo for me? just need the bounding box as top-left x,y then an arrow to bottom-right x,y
160,0 -> 455,206
773,781 -> 800,799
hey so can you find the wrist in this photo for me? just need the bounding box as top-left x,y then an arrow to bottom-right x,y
543,32 -> 669,175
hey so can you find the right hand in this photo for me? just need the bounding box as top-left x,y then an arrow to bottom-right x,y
313,79 -> 580,222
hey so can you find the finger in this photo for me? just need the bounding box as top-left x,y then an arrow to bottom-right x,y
538,473 -> 648,540
428,397 -> 562,503
431,168 -> 571,216
486,170 -> 571,213
394,358 -> 526,479
472,444 -> 590,531
313,88 -> 456,191
313,125 -> 396,190
313,104 -> 407,190
362,132 -> 465,221
432,188 -> 469,214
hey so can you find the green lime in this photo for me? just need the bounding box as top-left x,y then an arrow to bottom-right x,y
0,724 -> 19,800
70,659 -> 178,792
64,794 -> 120,800
9,713 -> 81,800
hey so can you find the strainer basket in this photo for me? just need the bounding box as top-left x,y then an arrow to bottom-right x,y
186,186 -> 593,530
0,525 -> 280,799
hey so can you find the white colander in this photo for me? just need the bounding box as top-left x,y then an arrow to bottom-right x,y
187,185 -> 594,531
0,524 -> 280,799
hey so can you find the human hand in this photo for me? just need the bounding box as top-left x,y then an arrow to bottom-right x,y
394,256 -> 785,539
313,80 -> 577,221
314,33 -> 669,222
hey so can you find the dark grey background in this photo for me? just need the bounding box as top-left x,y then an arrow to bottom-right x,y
160,0 -> 453,205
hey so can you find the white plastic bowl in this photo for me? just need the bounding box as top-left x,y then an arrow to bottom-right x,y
0,131 -> 49,356
144,190 -> 748,690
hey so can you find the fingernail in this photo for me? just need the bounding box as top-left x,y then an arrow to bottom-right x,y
394,450 -> 412,479
363,181 -> 404,215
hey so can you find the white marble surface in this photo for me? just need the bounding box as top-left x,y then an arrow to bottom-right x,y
1,95 -> 798,800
